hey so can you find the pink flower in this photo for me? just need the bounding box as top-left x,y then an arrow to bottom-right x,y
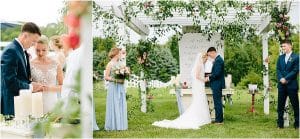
144,1 -> 152,9
64,13 -> 80,28
285,31 -> 290,36
282,26 -> 289,31
63,31 -> 80,49
276,23 -> 282,28
245,5 -> 252,11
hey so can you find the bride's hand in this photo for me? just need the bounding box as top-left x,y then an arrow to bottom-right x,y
42,85 -> 49,92
196,76 -> 205,81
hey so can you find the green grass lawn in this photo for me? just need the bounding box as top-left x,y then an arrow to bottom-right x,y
93,81 -> 299,138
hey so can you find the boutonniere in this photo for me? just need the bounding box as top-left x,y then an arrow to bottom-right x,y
288,57 -> 293,62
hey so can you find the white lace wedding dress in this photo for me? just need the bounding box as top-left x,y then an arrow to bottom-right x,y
152,53 -> 211,129
31,60 -> 59,114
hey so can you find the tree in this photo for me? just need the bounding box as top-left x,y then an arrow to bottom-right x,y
126,40 -> 178,82
93,37 -> 116,80
40,22 -> 67,37
1,26 -> 21,41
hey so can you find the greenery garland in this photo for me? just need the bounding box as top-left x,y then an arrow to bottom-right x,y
94,1 -> 277,45
270,3 -> 293,43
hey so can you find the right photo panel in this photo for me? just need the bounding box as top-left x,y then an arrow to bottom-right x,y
93,0 -> 300,138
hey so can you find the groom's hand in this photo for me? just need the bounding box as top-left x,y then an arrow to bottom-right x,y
32,82 -> 44,92
205,77 -> 209,82
280,78 -> 287,84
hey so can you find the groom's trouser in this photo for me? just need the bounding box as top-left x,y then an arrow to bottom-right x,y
277,88 -> 299,128
212,88 -> 223,123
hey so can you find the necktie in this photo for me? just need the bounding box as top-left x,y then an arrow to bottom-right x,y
24,50 -> 28,66
24,50 -> 31,78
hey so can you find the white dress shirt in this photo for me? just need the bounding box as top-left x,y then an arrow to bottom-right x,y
285,51 -> 292,64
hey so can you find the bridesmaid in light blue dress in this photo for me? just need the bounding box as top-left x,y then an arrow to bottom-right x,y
104,47 -> 128,131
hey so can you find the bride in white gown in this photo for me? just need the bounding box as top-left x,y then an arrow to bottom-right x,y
30,36 -> 63,114
152,53 -> 211,129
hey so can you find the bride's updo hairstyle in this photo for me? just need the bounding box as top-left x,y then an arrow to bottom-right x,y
37,35 -> 49,48
108,47 -> 120,59
50,35 -> 63,50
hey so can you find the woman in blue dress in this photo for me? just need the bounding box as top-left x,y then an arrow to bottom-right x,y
104,47 -> 128,131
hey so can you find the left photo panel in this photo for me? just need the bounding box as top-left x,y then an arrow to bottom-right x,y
0,1 -> 93,138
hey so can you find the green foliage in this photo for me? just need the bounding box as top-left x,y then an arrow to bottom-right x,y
94,0 -> 276,45
40,22 -> 67,37
224,36 -> 263,85
237,70 -> 263,89
166,35 -> 180,65
93,37 -> 116,80
0,22 -> 67,42
126,40 -> 178,82
1,26 -> 21,41
34,71 -> 81,138
270,6 -> 293,42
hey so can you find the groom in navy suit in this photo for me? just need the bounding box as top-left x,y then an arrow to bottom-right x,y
276,40 -> 299,129
1,22 -> 44,118
205,47 -> 225,124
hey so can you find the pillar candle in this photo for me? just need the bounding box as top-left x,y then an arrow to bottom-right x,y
32,92 -> 44,118
14,96 -> 24,121
19,89 -> 32,117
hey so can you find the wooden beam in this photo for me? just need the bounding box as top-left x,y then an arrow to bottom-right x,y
257,15 -> 272,34
113,5 -> 150,36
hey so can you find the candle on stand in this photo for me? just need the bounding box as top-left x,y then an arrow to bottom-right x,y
14,96 -> 24,121
19,89 -> 32,117
228,74 -> 232,85
32,92 -> 44,118
225,74 -> 232,89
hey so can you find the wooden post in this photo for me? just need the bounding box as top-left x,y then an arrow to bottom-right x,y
80,10 -> 92,138
262,33 -> 269,115
140,71 -> 147,113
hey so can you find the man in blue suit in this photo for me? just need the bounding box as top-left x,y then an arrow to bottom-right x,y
1,22 -> 44,119
276,40 -> 299,129
205,47 -> 225,124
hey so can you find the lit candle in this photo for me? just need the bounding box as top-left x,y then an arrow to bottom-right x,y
19,89 -> 32,117
32,92 -> 44,118
225,74 -> 232,89
227,74 -> 232,85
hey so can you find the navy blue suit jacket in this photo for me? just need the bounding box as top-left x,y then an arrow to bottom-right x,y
276,52 -> 299,91
209,55 -> 225,91
1,39 -> 31,115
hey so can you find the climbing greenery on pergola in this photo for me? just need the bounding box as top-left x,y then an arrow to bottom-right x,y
93,0 -> 288,45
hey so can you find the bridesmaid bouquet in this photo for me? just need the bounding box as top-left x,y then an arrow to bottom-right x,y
114,66 -> 130,79
112,63 -> 130,84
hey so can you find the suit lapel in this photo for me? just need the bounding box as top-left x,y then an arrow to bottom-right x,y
281,54 -> 286,69
13,40 -> 29,79
212,55 -> 219,72
286,53 -> 294,69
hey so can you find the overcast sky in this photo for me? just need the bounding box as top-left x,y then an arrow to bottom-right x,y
0,0 -> 64,27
